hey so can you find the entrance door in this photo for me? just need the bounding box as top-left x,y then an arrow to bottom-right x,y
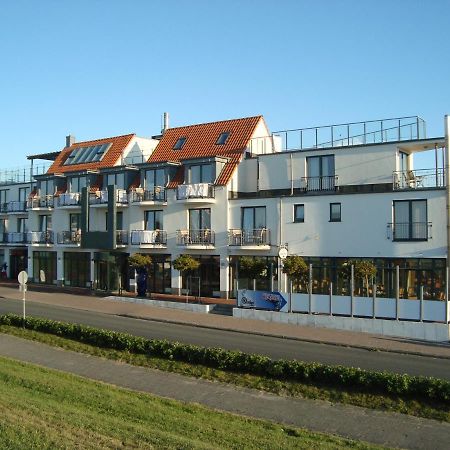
10,251 -> 27,279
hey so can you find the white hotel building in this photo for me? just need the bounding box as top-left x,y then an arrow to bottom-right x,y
0,114 -> 448,311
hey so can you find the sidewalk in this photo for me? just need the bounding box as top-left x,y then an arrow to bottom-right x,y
1,283 -> 450,359
0,333 -> 448,450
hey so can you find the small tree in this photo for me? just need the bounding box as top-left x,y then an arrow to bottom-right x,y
354,260 -> 377,297
173,255 -> 200,300
282,255 -> 309,293
238,256 -> 268,290
340,259 -> 377,297
128,254 -> 152,297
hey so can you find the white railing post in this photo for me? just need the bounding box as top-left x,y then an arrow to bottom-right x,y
350,265 -> 354,317
420,285 -> 424,322
329,281 -> 333,316
308,264 -> 312,314
372,283 -> 376,318
396,265 -> 400,320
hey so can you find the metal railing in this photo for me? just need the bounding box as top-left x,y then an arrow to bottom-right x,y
28,231 -> 54,244
228,228 -> 271,246
89,189 -> 128,205
116,230 -> 128,245
300,175 -> 338,192
0,232 -> 27,244
131,230 -> 167,245
176,229 -> 215,245
248,116 -> 426,153
176,183 -> 215,200
130,187 -> 167,203
0,163 -> 50,185
27,195 -> 54,209
393,169 -> 445,190
0,201 -> 28,213
57,231 -> 81,245
58,192 -> 81,207
387,222 -> 432,241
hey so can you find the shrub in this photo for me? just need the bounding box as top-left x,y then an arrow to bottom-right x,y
1,314 -> 448,403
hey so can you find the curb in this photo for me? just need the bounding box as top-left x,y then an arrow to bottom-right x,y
116,313 -> 450,361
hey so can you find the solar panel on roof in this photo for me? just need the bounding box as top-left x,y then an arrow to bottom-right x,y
63,143 -> 112,165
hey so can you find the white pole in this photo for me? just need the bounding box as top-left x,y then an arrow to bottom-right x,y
396,265 -> 400,320
308,264 -> 312,314
350,265 -> 354,317
22,286 -> 26,327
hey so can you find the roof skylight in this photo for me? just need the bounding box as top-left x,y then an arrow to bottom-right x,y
173,137 -> 187,150
63,143 -> 112,166
216,132 -> 230,145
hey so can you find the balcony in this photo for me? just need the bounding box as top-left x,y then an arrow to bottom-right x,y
27,195 -> 54,210
57,230 -> 81,246
176,183 -> 215,203
58,192 -> 81,208
89,189 -> 128,207
228,228 -> 271,249
28,231 -> 54,245
0,232 -> 27,245
300,175 -> 338,192
0,201 -> 28,214
131,230 -> 167,247
116,230 -> 129,246
393,169 -> 445,190
176,229 -> 215,247
387,222 -> 432,241
130,187 -> 167,205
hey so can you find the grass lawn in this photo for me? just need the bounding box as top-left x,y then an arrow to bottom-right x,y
0,356 -> 384,450
1,325 -> 448,424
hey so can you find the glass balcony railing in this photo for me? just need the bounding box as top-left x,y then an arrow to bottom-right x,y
131,230 -> 167,245
28,231 -> 54,244
393,169 -> 445,190
57,230 -> 81,245
176,183 -> 215,200
130,187 -> 166,203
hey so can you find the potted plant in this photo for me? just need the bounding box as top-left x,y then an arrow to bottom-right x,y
172,254 -> 200,301
128,254 -> 152,297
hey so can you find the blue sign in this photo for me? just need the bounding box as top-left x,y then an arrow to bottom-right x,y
238,289 -> 287,311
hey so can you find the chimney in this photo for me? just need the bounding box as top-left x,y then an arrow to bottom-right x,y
66,135 -> 76,147
161,112 -> 170,134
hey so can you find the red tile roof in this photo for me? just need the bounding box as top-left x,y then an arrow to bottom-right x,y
149,116 -> 262,186
46,134 -> 135,174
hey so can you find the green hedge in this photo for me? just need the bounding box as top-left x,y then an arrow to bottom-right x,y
1,314 -> 449,403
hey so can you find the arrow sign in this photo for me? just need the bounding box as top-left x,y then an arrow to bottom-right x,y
238,290 -> 287,311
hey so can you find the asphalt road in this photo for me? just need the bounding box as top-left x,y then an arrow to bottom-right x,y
1,298 -> 449,380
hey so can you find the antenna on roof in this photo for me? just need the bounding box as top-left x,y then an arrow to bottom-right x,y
161,112 -> 170,134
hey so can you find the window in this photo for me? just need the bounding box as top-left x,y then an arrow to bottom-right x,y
306,155 -> 335,190
145,169 -> 165,188
105,173 -> 125,189
329,203 -> 341,222
39,215 -> 52,231
40,179 -> 55,196
393,200 -> 427,241
17,218 -> 28,233
189,208 -> 211,230
69,176 -> 86,193
242,207 -> 266,230
189,164 -> 214,184
145,210 -> 163,230
63,143 -> 111,165
399,151 -> 408,173
0,190 -> 8,205
18,187 -> 29,202
69,213 -> 81,232
216,132 -> 230,145
173,137 -> 187,150
0,219 -> 6,233
294,204 -> 305,223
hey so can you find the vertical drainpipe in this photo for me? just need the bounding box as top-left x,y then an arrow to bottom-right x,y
445,115 -> 450,319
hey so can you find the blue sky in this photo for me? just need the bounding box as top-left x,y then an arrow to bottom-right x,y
0,0 -> 449,168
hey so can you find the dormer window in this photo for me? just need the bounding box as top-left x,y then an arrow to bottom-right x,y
173,137 -> 187,150
216,132 -> 230,145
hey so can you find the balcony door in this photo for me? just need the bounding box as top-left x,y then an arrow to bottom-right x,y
39,215 -> 52,232
393,200 -> 427,240
145,210 -> 163,230
189,208 -> 211,230
242,207 -> 266,231
306,155 -> 335,190
189,164 -> 213,184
